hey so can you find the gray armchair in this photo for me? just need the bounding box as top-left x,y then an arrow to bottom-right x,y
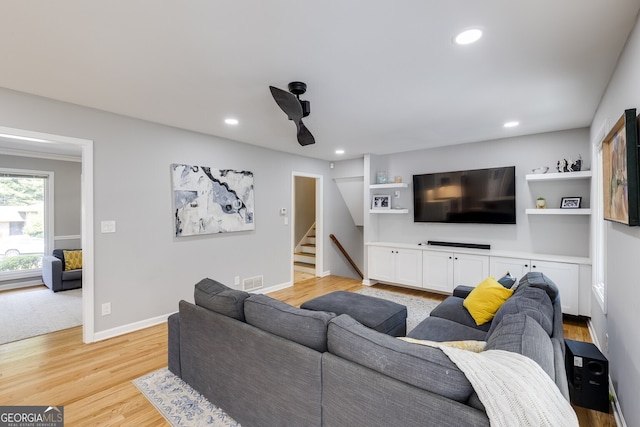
42,249 -> 82,292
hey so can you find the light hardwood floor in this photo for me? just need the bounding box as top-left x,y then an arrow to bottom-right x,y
0,276 -> 615,426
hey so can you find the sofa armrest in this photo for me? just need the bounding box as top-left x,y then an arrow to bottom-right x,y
452,285 -> 475,298
42,255 -> 63,292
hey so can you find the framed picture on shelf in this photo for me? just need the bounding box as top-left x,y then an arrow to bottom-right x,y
560,197 -> 581,209
371,194 -> 391,210
602,109 -> 640,226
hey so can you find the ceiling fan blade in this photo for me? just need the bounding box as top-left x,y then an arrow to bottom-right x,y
297,121 -> 316,146
269,86 -> 303,121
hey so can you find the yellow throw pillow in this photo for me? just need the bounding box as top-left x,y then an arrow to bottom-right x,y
63,250 -> 83,270
463,276 -> 514,326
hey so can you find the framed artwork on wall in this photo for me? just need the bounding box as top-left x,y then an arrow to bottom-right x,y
602,109 -> 640,226
171,164 -> 255,236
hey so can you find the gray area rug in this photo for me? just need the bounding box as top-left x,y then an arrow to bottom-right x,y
0,286 -> 82,345
135,287 -> 440,425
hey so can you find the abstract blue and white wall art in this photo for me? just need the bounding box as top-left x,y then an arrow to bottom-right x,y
171,164 -> 255,236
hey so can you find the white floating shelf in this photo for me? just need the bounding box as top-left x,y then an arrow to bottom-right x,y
525,171 -> 592,181
526,208 -> 591,215
369,182 -> 409,189
370,209 -> 409,214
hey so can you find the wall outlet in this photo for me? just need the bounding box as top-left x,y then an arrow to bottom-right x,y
234,276 -> 240,286
605,333 -> 609,352
101,302 -> 111,316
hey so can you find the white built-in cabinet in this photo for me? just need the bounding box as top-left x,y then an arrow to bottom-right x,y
490,256 -> 580,315
366,243 -> 589,316
422,251 -> 489,294
368,246 -> 422,287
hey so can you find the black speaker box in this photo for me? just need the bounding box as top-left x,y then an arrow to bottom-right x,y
565,339 -> 609,413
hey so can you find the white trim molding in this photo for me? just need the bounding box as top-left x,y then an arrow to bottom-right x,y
54,235 -> 82,240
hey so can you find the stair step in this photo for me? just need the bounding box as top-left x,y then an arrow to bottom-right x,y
295,251 -> 316,257
294,261 -> 315,274
294,253 -> 316,265
300,244 -> 316,254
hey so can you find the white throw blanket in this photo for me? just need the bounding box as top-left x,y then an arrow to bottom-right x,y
436,345 -> 578,427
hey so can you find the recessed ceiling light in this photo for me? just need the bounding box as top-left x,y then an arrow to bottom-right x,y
224,118 -> 239,125
335,149 -> 345,155
454,28 -> 483,45
504,121 -> 520,128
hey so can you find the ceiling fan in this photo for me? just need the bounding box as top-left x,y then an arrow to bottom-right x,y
269,81 -> 315,146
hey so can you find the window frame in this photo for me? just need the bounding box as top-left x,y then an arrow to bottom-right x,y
0,168 -> 54,281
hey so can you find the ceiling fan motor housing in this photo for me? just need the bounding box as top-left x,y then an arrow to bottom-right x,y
288,81 -> 307,95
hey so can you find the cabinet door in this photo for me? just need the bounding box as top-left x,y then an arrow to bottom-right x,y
531,260 -> 579,315
394,249 -> 423,287
453,253 -> 490,287
422,251 -> 454,293
490,256 -> 530,281
368,246 -> 394,282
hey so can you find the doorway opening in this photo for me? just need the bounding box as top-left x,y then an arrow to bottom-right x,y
292,173 -> 323,283
0,126 -> 94,343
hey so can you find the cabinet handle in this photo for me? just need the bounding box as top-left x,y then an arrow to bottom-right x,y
449,256 -> 452,259
525,264 -> 529,268
532,265 -> 536,269
454,257 -> 458,260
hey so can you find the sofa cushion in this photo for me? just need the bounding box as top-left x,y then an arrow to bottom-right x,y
463,277 -> 514,325
429,296 -> 491,332
193,278 -> 249,321
514,271 -> 559,301
407,316 -> 489,341
497,272 -> 517,289
61,269 -> 82,281
244,294 -> 335,352
487,286 -> 554,338
485,312 -> 555,380
328,314 -> 474,403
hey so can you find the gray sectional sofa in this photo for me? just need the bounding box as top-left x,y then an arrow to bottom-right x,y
168,272 -> 568,427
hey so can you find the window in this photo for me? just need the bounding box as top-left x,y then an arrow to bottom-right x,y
0,169 -> 52,279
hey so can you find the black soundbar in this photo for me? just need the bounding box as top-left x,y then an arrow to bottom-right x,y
426,241 -> 491,250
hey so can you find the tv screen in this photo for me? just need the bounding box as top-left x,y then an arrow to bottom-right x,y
413,166 -> 516,224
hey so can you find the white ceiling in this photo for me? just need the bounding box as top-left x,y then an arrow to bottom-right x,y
0,1 -> 639,161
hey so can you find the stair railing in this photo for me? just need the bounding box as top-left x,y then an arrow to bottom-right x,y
329,234 -> 363,279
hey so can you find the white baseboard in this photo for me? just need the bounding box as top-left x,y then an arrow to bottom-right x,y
92,312 -> 174,342
586,318 -> 626,426
0,279 -> 44,291
254,281 -> 292,294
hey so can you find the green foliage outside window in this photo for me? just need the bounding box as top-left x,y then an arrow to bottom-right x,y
0,254 -> 41,271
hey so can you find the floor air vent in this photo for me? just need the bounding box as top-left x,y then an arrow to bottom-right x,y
243,275 -> 263,291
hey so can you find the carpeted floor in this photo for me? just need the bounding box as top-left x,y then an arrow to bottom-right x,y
0,286 -> 82,345
135,288 -> 441,425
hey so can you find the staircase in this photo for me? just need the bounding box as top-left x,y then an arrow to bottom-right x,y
294,225 -> 316,275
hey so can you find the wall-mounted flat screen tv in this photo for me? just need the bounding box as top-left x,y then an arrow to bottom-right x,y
413,166 -> 516,224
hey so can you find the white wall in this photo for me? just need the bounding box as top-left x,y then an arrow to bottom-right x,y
366,128 -> 591,257
0,87 -> 361,333
589,11 -> 640,426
